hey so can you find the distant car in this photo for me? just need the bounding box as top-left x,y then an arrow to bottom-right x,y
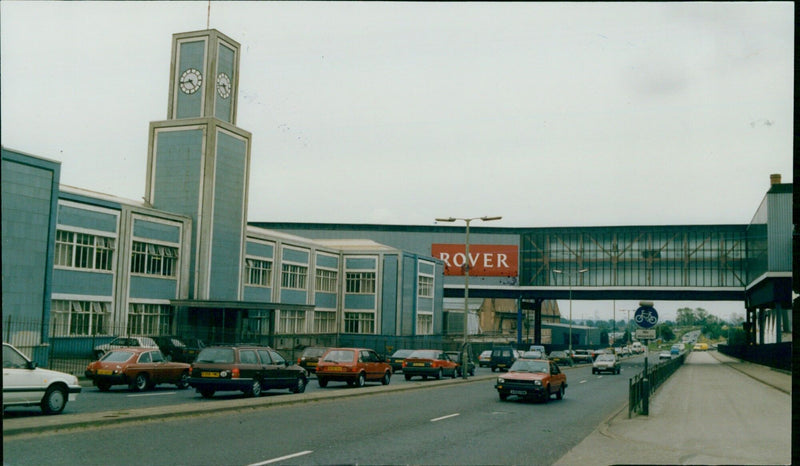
693,343 -> 709,351
387,349 -> 415,372
3,342 -> 82,415
478,350 -> 492,367
495,358 -> 567,403
521,350 -> 543,359
490,346 -> 517,372
592,353 -> 620,374
403,349 -> 458,380
93,336 -> 159,360
569,349 -> 593,364
658,351 -> 673,360
548,351 -> 574,367
85,348 -> 191,391
316,348 -> 392,388
445,351 -> 475,377
296,346 -> 328,374
528,345 -> 546,354
670,345 -> 681,356
189,346 -> 308,398
153,336 -> 205,363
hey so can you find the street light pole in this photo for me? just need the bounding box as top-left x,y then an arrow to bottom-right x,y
551,268 -> 588,353
435,215 -> 502,379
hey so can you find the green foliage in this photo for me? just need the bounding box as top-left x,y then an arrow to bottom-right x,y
657,324 -> 675,341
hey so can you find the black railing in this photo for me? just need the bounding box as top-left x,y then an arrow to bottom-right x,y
629,352 -> 686,417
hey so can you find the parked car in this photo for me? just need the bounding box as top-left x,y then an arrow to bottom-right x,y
478,350 -> 492,367
402,349 -> 458,380
85,348 -> 191,391
3,342 -> 82,415
592,353 -> 621,374
569,349 -> 594,364
93,336 -> 159,359
189,346 -> 308,398
316,348 -> 392,388
548,351 -> 574,367
153,336 -> 205,363
489,346 -> 517,372
528,345 -> 546,354
296,346 -> 328,374
445,351 -> 475,377
658,351 -> 673,360
495,358 -> 567,403
387,349 -> 415,372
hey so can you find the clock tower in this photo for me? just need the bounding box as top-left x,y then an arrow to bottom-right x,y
145,29 -> 251,302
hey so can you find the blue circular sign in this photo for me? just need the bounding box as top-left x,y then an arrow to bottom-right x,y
634,306 -> 659,328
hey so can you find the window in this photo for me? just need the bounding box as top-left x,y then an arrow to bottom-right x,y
281,264 -> 308,290
346,272 -> 376,294
344,312 -> 375,334
50,300 -> 109,336
316,269 -> 338,292
127,303 -> 172,335
245,311 -> 270,337
130,241 -> 178,277
417,314 -> 433,335
278,310 -> 305,333
246,258 -> 273,287
418,275 -> 434,298
314,310 -> 337,333
54,230 -> 115,271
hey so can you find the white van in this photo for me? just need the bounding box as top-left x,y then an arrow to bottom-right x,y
631,342 -> 644,354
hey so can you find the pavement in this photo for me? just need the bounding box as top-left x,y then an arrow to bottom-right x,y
554,350 -> 792,466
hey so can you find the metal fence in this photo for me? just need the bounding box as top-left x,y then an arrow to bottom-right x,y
718,342 -> 791,371
628,352 -> 686,417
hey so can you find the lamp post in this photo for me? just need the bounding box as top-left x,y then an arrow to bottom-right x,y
551,268 -> 588,353
435,215 -> 502,379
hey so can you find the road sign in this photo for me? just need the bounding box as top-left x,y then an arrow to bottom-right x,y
634,305 -> 659,328
636,328 -> 656,340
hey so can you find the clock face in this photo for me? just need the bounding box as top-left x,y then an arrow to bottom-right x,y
179,68 -> 203,94
216,73 -> 232,99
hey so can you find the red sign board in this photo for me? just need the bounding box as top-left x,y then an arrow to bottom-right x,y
431,244 -> 518,277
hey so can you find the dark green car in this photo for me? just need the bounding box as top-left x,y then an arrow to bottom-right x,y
548,351 -> 574,367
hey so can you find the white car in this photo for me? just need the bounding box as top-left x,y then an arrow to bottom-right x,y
3,343 -> 82,414
93,336 -> 159,359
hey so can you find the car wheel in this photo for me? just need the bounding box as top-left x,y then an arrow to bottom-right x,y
616,368 -> 621,374
199,388 -> 215,398
435,368 -> 442,380
469,367 -> 475,376
96,381 -> 111,392
381,371 -> 391,385
542,386 -> 550,403
318,377 -> 328,388
292,376 -> 307,393
404,374 -> 412,381
556,385 -> 565,400
355,372 -> 366,388
491,367 -> 497,372
247,379 -> 262,397
131,373 -> 149,392
40,386 -> 67,415
176,370 -> 189,389
592,368 -> 597,374
498,392 -> 508,401
452,368 -> 458,379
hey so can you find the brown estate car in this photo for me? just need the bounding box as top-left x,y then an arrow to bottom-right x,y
315,348 -> 392,388
189,346 -> 308,398
85,347 -> 191,392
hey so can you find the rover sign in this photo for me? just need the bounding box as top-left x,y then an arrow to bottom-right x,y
431,244 -> 518,277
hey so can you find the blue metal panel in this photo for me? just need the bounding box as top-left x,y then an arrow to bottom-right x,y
280,289 -> 307,305
381,255 -> 398,335
243,286 -> 271,302
246,241 -> 273,258
133,218 -> 181,243
129,276 -> 178,299
208,131 -> 247,300
57,204 -> 117,233
419,261 -> 434,275
315,292 -> 337,308
316,253 -> 338,269
767,190 -> 792,271
177,40 -> 205,119
345,294 -> 375,310
153,129 -> 204,214
52,269 -> 113,295
433,262 -> 444,334
418,297 -> 433,312
283,248 -> 310,264
346,257 -> 376,269
401,255 -> 416,335
214,43 -> 234,122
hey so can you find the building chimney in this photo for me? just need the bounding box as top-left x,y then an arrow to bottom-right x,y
770,173 -> 781,185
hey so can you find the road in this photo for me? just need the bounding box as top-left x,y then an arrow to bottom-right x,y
3,358 -> 639,465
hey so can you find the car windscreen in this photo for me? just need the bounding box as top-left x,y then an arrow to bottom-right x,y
597,354 -> 615,361
510,360 -> 549,373
102,351 -> 135,362
322,349 -> 355,363
195,348 -> 235,364
391,349 -> 414,358
302,347 -> 327,357
408,350 -> 439,359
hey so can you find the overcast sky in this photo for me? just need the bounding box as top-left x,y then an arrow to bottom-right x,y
2,2 -> 793,322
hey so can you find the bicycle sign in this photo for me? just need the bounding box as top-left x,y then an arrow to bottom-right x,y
634,305 -> 659,329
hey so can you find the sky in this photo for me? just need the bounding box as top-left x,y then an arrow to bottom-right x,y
1,2 -> 793,323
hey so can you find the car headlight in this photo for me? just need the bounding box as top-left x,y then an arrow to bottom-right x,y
534,380 -> 542,386
497,377 -> 505,384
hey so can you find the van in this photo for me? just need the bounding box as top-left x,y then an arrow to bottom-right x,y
670,344 -> 680,356
631,342 -> 643,354
490,346 -> 517,372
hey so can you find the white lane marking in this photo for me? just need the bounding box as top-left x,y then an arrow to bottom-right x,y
127,392 -> 176,397
248,450 -> 313,466
579,380 -> 588,384
431,413 -> 460,422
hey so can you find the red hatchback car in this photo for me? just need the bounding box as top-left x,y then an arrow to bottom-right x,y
85,347 -> 191,392
315,348 -> 392,388
402,349 -> 458,381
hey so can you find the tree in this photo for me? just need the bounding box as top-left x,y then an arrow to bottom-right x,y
676,307 -> 695,326
658,324 -> 675,341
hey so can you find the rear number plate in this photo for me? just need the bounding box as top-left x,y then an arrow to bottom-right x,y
327,366 -> 343,372
510,390 -> 527,395
97,369 -> 112,375
201,372 -> 220,378
413,363 -> 425,367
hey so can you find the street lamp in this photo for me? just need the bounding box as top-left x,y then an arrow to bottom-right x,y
551,268 -> 588,353
435,215 -> 502,378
